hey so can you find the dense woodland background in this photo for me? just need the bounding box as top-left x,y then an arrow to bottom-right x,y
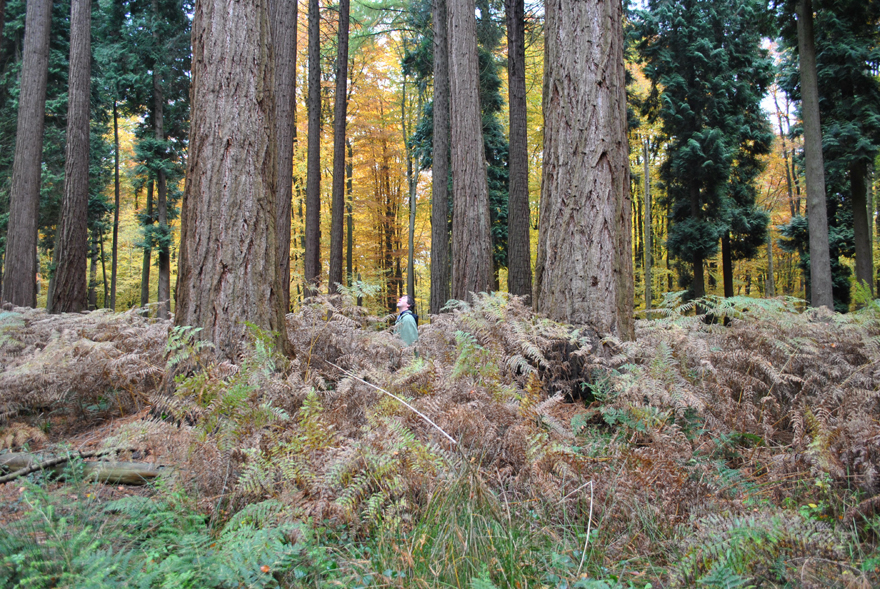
4,0 -> 880,587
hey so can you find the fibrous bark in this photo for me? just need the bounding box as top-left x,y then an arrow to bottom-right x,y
176,0 -> 288,359
328,0 -> 350,294
448,0 -> 492,300
796,0 -> 834,309
303,0 -> 321,292
48,0 -> 91,314
535,0 -> 633,339
430,0 -> 450,313
2,0 -> 52,307
505,0 -> 532,299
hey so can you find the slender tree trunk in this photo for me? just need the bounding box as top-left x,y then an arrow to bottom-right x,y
303,0 -> 321,292
505,0 -> 531,298
328,0 -> 350,294
766,229 -> 775,297
48,0 -> 91,314
536,0 -> 633,338
643,140 -> 652,312
176,0 -> 288,358
448,0 -> 492,300
773,91 -> 797,218
2,0 -> 51,307
797,0 -> 833,310
153,0 -> 170,319
88,237 -> 98,309
852,159 -> 873,296
405,82 -> 420,299
721,232 -> 734,298
270,0 -> 297,311
110,100 -> 120,310
346,139 -> 353,286
690,185 -> 705,299
430,0 -> 451,313
99,233 -> 108,306
140,182 -> 153,307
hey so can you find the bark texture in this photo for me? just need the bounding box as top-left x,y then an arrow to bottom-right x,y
852,160 -> 873,295
110,101 -> 120,310
48,0 -> 91,314
328,0 -> 350,294
176,0 -> 287,359
535,0 -> 633,339
505,0 -> 531,298
153,0 -> 170,319
643,141 -> 652,311
430,0 -> 450,313
2,0 -> 52,307
447,0 -> 492,300
796,0 -> 833,309
303,0 -> 321,290
270,0 -> 297,310
140,182 -> 153,307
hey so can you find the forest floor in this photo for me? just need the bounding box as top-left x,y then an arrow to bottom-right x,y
1,293 -> 880,588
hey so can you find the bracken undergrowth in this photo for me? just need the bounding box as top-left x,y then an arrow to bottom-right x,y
2,292 -> 880,588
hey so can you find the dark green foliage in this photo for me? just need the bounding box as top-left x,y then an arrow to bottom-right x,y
632,0 -> 774,298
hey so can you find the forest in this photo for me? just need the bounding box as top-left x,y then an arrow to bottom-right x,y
2,0 -> 880,586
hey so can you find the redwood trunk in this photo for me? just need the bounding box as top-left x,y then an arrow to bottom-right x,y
328,0 -> 350,294
430,0 -> 451,313
448,0 -> 492,300
48,0 -> 91,314
797,0 -> 833,309
2,0 -> 52,307
176,0 -> 288,359
303,0 -> 321,292
505,0 -> 531,298
535,0 -> 633,339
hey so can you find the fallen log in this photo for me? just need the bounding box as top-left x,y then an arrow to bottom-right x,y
0,450 -> 166,485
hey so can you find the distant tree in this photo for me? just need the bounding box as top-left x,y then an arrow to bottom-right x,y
505,0 -> 531,298
47,0 -> 91,313
1,0 -> 52,306
176,0 -> 288,358
448,0 -> 492,299
537,0 -> 632,338
328,0 -> 350,294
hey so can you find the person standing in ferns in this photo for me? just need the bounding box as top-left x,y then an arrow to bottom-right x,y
395,295 -> 419,347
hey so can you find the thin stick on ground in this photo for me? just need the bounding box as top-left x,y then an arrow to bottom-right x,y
326,360 -> 458,446
576,480 -> 594,577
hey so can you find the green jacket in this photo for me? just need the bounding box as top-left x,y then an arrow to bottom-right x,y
395,310 -> 419,346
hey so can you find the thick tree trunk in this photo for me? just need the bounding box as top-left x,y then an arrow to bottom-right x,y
110,101 -> 120,310
270,0 -> 297,311
448,0 -> 492,300
2,0 -> 51,307
797,0 -> 833,310
643,140 -> 652,312
852,160 -> 873,296
505,0 -> 531,299
328,0 -> 350,294
430,0 -> 451,313
176,0 -> 288,359
303,0 -> 321,292
535,0 -> 633,339
140,182 -> 153,307
48,0 -> 90,314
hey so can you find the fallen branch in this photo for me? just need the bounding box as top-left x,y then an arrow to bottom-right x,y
326,360 -> 458,446
0,448 -> 165,485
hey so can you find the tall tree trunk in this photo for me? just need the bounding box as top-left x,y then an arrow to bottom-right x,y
721,232 -> 734,298
270,0 -> 297,311
99,233 -> 108,305
505,0 -> 531,299
405,80 -> 421,299
328,0 -> 350,294
797,0 -> 833,310
110,100 -> 120,310
346,139 -> 353,286
536,0 -> 633,338
48,0 -> 90,314
303,0 -> 321,292
88,237 -> 98,309
430,0 -> 450,313
643,140 -> 652,312
2,0 -> 51,307
176,0 -> 288,359
448,0 -> 492,300
153,0 -> 170,319
852,159 -> 873,296
689,185 -> 705,299
773,91 -> 797,218
140,181 -> 153,307
766,229 -> 775,297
